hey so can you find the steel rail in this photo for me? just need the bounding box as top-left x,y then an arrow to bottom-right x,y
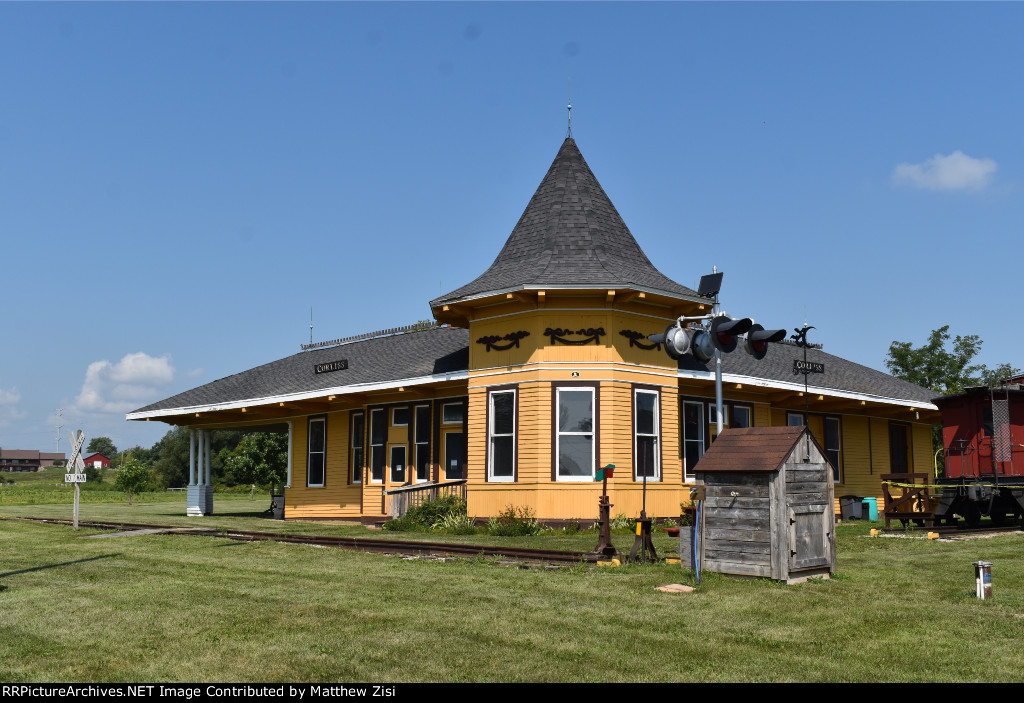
8,516 -> 600,564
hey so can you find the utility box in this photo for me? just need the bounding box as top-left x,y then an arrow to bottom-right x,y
840,495 -> 864,520
695,426 -> 837,584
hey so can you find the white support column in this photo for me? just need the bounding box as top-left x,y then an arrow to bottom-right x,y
205,432 -> 212,487
187,428 -> 202,517
197,430 -> 205,485
203,429 -> 214,515
189,429 -> 196,486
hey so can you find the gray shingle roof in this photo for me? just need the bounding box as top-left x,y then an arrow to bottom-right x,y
129,327 -> 470,415
431,138 -> 698,307
678,343 -> 937,405
130,324 -> 933,418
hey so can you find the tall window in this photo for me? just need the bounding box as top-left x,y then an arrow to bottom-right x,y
635,389 -> 660,480
351,412 -> 364,484
488,389 -> 516,481
369,408 -> 385,483
414,405 -> 430,482
682,400 -> 704,480
307,417 -> 326,487
824,416 -> 842,483
557,387 -> 595,481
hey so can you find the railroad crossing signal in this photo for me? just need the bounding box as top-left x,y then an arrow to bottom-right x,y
652,315 -> 785,363
65,429 -> 86,530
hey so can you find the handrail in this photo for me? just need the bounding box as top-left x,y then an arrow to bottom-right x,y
382,479 -> 468,519
385,479 -> 467,495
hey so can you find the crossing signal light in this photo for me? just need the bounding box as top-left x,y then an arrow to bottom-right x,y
743,324 -> 787,360
709,316 -> 753,353
649,324 -> 692,360
651,316 -> 784,362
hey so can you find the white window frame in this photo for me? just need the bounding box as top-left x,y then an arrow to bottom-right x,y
787,411 -> 806,427
442,402 -> 463,425
556,386 -> 596,482
369,408 -> 385,484
488,389 -> 516,483
731,405 -> 752,429
307,416 -> 326,488
709,403 -> 728,428
634,388 -> 661,481
351,411 -> 364,484
682,400 -> 705,482
414,404 -> 431,483
392,407 -> 409,427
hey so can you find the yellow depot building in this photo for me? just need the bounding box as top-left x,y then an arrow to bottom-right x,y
128,137 -> 938,522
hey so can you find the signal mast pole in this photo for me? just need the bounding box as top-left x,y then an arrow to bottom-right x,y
712,274 -> 724,436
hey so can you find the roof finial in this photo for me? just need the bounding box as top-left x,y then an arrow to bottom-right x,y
567,78 -> 572,138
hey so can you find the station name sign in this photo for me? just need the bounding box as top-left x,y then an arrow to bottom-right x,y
793,360 -> 825,375
314,359 -> 348,375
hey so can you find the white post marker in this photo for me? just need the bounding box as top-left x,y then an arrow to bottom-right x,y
65,429 -> 86,530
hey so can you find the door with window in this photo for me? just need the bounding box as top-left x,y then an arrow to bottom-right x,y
443,431 -> 464,480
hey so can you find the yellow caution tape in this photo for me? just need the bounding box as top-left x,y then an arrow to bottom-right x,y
881,480 -> 1016,491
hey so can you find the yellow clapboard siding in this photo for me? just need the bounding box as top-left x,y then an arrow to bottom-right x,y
284,412 -> 362,519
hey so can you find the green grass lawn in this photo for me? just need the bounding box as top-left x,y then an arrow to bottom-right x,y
2,499 -> 1023,682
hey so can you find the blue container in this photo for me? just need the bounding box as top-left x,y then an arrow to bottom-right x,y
861,497 -> 879,521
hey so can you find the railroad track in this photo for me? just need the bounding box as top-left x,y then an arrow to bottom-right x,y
8,516 -> 601,565
882,523 -> 1024,539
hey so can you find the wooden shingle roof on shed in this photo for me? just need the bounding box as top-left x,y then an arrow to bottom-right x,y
695,426 -> 812,473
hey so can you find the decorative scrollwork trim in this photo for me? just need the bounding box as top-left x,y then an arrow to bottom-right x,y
476,330 -> 530,352
619,329 -> 661,351
544,327 -> 606,346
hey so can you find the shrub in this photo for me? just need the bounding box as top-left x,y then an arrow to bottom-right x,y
381,495 -> 469,533
486,505 -> 541,537
610,512 -> 635,533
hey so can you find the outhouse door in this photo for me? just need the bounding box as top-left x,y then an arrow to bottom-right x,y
788,502 -> 832,571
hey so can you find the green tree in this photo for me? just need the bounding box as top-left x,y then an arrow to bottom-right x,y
887,326 -> 1019,459
979,363 -> 1022,387
115,457 -> 151,505
86,436 -> 118,461
224,432 -> 288,500
885,325 -> 1016,396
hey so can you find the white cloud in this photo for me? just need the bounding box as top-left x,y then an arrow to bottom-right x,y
892,150 -> 997,191
76,352 -> 175,413
0,384 -> 20,405
185,367 -> 204,379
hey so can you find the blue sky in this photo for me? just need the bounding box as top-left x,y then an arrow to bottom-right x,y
1,2 -> 1021,455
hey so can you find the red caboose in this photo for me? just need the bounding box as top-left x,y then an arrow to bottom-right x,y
933,381 -> 1024,525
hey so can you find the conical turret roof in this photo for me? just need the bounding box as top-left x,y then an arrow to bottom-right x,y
430,138 -> 698,307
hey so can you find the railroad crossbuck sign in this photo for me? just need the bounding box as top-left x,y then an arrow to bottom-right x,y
65,429 -> 86,482
65,429 -> 86,530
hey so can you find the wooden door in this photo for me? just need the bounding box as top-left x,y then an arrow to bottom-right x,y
889,423 -> 909,473
788,503 -> 832,572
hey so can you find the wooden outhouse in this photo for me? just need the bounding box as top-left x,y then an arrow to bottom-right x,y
695,426 -> 836,584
